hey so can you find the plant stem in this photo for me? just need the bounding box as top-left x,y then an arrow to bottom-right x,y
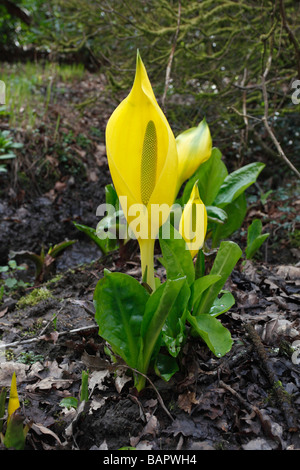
134,371 -> 147,392
139,237 -> 156,291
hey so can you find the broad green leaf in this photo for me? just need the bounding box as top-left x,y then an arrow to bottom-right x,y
211,193 -> 247,247
139,277 -> 188,381
0,265 -> 9,272
159,224 -> 195,286
187,312 -> 233,357
181,147 -> 228,206
94,271 -> 149,369
162,318 -> 186,358
3,410 -> 27,450
206,205 -> 228,224
191,274 -> 222,312
208,290 -> 235,317
213,162 -> 265,208
59,397 -> 78,409
162,280 -> 190,357
4,278 -> 18,289
197,241 -> 242,315
163,280 -> 190,337
0,153 -> 16,160
245,219 -> 269,259
154,353 -> 179,382
194,249 -> 205,279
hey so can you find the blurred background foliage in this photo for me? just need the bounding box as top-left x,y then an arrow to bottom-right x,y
0,0 -> 299,180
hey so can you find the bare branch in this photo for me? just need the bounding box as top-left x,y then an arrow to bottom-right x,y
161,0 -> 181,113
261,72 -> 300,178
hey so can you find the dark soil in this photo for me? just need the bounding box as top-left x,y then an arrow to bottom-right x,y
0,176 -> 299,450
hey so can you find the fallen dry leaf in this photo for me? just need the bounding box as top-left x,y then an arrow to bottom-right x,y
0,362 -> 29,386
0,307 -> 8,318
178,391 -> 199,414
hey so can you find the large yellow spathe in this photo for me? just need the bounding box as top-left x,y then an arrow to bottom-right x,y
106,51 -> 178,290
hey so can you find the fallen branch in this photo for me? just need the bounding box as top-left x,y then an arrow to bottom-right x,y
244,322 -> 298,433
0,324 -> 98,350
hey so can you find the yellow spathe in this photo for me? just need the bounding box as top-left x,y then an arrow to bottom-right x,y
106,51 -> 178,238
179,181 -> 207,258
176,119 -> 212,195
7,372 -> 20,423
105,51 -> 178,290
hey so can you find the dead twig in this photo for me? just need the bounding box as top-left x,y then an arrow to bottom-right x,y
261,72 -> 300,178
0,324 -> 98,349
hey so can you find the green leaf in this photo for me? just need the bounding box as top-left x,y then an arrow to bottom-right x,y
162,319 -> 186,358
140,277 -> 188,364
194,249 -> 205,279
93,271 -> 149,369
48,239 -> 77,258
105,183 -> 119,210
206,205 -> 228,224
208,290 -> 235,317
162,279 -> 190,357
159,223 -> 195,286
0,265 -> 9,272
196,241 -> 242,315
80,370 -> 89,402
213,162 -> 265,208
4,278 -> 18,289
163,280 -> 190,337
187,312 -> 233,357
181,147 -> 228,206
73,221 -> 109,254
136,277 -> 188,390
0,153 -> 16,160
211,192 -> 247,247
245,219 -> 270,259
154,353 -> 179,382
3,410 -> 27,450
191,274 -> 222,312
59,397 -> 78,409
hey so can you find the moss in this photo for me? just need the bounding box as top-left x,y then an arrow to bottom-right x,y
289,229 -> 300,249
16,287 -> 53,309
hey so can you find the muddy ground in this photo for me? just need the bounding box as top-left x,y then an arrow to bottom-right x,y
0,72 -> 299,451
0,172 -> 299,451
